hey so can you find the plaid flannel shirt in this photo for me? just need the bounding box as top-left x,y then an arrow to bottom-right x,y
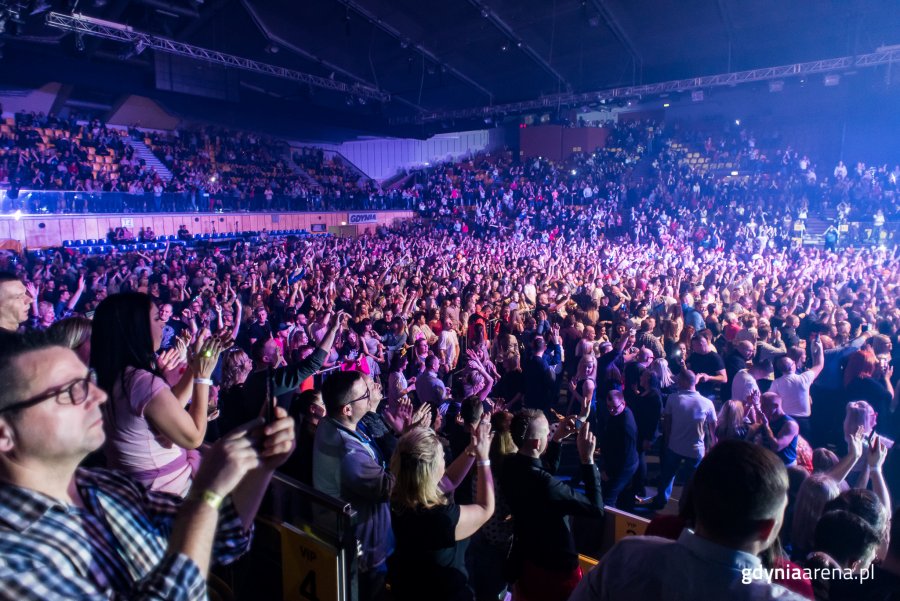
0,468 -> 252,600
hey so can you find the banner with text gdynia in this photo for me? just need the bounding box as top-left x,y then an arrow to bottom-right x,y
348,212 -> 378,224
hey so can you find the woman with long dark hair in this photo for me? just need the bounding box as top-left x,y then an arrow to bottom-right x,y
91,292 -> 224,496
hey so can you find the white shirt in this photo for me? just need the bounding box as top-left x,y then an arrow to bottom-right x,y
437,329 -> 459,368
569,530 -> 807,601
732,370 -> 760,403
664,390 -> 716,459
769,371 -> 817,418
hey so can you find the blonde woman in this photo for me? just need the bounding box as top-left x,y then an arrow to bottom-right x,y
715,400 -> 748,441
790,473 -> 841,561
46,316 -> 93,366
648,357 -> 676,393
567,354 -> 597,415
389,422 -> 494,601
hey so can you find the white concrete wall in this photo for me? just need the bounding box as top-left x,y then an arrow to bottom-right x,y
297,128 -> 506,181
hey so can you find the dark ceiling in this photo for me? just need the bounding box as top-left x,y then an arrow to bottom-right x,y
3,0 -> 900,130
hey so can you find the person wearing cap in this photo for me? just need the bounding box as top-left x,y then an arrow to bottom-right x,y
273,321 -> 292,356
313,370 -> 395,601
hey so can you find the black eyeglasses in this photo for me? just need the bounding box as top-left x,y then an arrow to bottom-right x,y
344,382 -> 381,405
0,369 -> 98,414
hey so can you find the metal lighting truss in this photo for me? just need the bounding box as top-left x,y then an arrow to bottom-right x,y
393,48 -> 900,124
45,11 -> 391,103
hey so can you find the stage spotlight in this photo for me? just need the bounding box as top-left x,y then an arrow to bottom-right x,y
75,33 -> 85,52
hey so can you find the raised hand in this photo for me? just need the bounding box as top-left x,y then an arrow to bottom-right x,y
409,402 -> 433,430
472,417 -> 493,460
190,335 -> 225,379
384,398 -> 412,433
157,347 -> 185,375
576,422 -> 597,464
24,281 -> 40,299
847,426 -> 866,458
552,416 -> 578,442
191,418 -> 265,498
868,434 -> 889,471
255,406 -> 297,470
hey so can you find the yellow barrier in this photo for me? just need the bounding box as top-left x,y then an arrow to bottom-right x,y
280,523 -> 341,601
578,554 -> 600,574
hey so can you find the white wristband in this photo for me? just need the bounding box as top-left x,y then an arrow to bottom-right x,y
194,378 -> 213,386
477,459 -> 491,467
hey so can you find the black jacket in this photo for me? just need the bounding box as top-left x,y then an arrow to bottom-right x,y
500,441 -> 604,574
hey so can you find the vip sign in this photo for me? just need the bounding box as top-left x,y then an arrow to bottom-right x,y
281,524 -> 340,601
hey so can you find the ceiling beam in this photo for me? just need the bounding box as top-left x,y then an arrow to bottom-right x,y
587,0 -> 641,84
45,12 -> 391,101
334,0 -> 494,103
467,0 -> 572,92
392,48 -> 900,124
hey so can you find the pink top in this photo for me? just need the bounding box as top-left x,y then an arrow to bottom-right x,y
102,367 -> 194,497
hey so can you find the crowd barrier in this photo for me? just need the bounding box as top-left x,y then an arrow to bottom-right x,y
219,473 -> 359,601
213,438 -> 648,600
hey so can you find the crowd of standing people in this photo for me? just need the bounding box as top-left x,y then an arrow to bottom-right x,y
0,114 -> 899,599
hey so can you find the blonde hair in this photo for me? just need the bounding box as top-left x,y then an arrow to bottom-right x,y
47,316 -> 93,350
843,400 -> 877,440
391,427 -> 447,510
221,347 -> 253,390
716,400 -> 746,440
650,357 -> 675,388
575,354 -> 597,382
791,473 -> 841,556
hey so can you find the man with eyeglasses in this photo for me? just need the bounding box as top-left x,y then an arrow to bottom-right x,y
313,370 -> 395,601
0,333 -> 298,600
